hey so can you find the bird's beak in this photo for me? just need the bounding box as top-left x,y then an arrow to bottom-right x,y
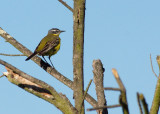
60,30 -> 65,33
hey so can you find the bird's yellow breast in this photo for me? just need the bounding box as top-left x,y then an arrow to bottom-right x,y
36,33 -> 61,57
47,38 -> 61,56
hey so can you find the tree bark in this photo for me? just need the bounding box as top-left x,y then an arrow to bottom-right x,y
1,60 -> 77,114
93,59 -> 108,114
73,0 -> 86,113
150,56 -> 160,114
112,69 -> 129,114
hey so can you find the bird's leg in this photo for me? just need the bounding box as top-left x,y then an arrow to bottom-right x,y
42,56 -> 51,67
42,56 -> 48,63
48,56 -> 54,68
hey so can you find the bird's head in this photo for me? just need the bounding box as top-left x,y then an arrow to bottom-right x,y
48,28 -> 65,35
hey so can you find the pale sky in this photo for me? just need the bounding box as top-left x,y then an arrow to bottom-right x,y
0,0 -> 160,114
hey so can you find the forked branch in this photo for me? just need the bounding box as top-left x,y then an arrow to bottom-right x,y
0,60 -> 77,114
150,56 -> 160,114
0,27 -> 98,107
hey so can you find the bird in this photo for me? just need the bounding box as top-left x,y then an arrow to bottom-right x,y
25,28 -> 65,67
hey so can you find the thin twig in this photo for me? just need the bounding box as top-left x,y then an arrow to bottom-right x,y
58,0 -> 73,12
80,79 -> 92,113
87,104 -> 121,111
83,79 -> 93,102
104,87 -> 121,91
150,54 -> 158,78
0,53 -> 25,56
137,93 -> 143,114
0,74 -> 5,78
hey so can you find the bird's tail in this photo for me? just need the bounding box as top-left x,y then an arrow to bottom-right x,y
25,52 -> 38,61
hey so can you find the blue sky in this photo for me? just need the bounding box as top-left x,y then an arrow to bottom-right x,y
0,0 -> 160,114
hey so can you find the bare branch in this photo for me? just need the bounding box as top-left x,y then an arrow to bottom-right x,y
0,53 -> 25,56
112,69 -> 125,91
87,104 -> 121,111
82,79 -> 92,103
150,56 -> 160,113
0,59 -> 51,91
157,56 -> 160,76
80,79 -> 92,113
1,60 -> 77,114
139,93 -> 149,114
93,59 -> 108,114
73,0 -> 85,113
0,74 -> 5,78
137,93 -> 143,114
150,54 -> 158,78
0,27 -> 98,107
150,77 -> 160,113
104,87 -> 121,91
112,68 -> 129,114
58,0 -> 73,12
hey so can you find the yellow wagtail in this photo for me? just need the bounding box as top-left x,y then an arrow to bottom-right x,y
25,28 -> 65,67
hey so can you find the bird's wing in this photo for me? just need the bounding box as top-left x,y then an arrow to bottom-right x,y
38,38 -> 60,55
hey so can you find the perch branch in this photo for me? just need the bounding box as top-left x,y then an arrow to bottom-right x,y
0,53 -> 25,56
0,27 -> 98,107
